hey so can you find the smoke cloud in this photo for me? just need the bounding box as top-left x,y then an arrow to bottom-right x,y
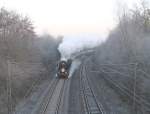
58,34 -> 104,60
58,34 -> 104,78
68,59 -> 81,78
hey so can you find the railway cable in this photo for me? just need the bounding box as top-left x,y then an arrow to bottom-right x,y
99,69 -> 150,111
97,66 -> 150,107
90,63 -> 150,108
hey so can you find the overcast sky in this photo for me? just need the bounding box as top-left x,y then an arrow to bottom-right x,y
0,0 -> 142,37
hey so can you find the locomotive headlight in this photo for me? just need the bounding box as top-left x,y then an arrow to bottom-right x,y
61,68 -> 65,73
65,71 -> 68,74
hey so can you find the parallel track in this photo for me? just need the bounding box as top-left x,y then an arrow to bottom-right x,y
100,69 -> 150,111
55,79 -> 66,114
38,78 -> 59,114
37,78 -> 66,114
80,65 -> 105,114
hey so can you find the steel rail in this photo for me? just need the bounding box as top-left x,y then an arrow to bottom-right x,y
91,66 -> 150,108
100,70 -> 150,111
80,65 -> 90,114
80,65 -> 105,114
84,66 -> 106,114
55,80 -> 66,114
38,78 -> 59,114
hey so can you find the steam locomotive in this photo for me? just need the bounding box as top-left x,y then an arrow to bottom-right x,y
57,59 -> 72,78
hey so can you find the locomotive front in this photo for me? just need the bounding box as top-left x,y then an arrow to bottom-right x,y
57,60 -> 71,78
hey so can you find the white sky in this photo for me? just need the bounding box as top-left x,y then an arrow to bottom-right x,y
0,0 -> 142,37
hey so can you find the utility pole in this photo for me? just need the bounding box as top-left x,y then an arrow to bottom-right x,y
7,60 -> 12,114
133,63 -> 138,113
3,20 -> 12,114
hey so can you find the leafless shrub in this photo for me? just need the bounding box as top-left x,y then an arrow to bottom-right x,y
0,8 -> 59,113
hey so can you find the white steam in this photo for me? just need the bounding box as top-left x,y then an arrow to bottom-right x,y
58,34 -> 104,78
68,59 -> 81,78
58,34 -> 104,60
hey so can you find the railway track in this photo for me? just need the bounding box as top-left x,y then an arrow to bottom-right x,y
80,65 -> 105,114
91,64 -> 150,110
23,75 -> 43,99
99,69 -> 150,111
35,78 -> 66,114
14,76 -> 55,114
55,79 -> 66,114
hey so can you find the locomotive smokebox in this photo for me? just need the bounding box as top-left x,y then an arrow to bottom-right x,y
57,59 -> 72,78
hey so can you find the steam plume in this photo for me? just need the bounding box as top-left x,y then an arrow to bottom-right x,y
58,34 -> 104,78
58,34 -> 104,60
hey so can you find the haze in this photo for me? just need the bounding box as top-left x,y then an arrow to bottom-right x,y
0,0 -> 139,37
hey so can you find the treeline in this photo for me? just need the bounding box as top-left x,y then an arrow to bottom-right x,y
0,8 -> 60,113
0,8 -> 36,62
94,1 -> 150,66
0,8 -> 60,62
91,1 -> 150,113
